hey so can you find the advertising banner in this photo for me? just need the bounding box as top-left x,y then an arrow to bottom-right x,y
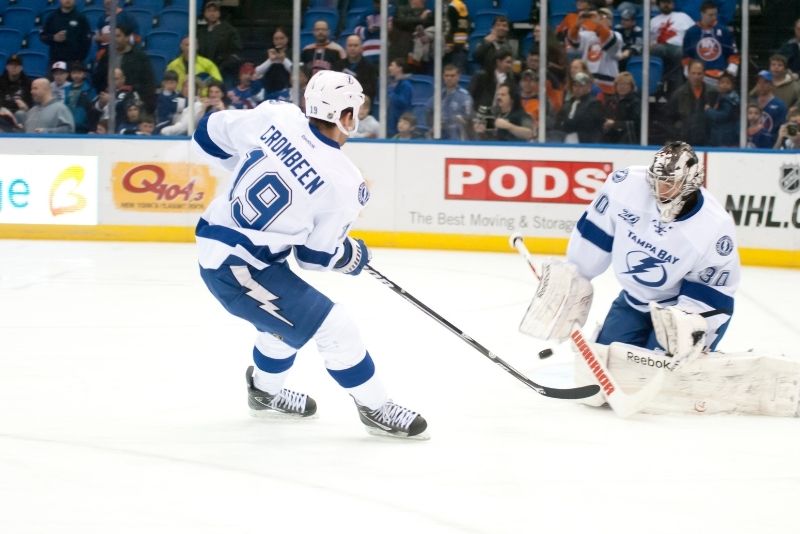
706,151 -> 800,252
111,162 -> 217,212
0,154 -> 98,225
348,142 -> 652,238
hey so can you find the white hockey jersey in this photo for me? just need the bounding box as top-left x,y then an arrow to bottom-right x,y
192,100 -> 369,271
567,166 -> 740,347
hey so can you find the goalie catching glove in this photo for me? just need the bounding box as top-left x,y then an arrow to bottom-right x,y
649,303 -> 707,365
333,236 -> 371,275
519,260 -> 593,342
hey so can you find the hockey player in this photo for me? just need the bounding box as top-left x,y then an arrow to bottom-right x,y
566,141 -> 739,351
191,70 -> 428,439
520,144 -> 800,416
522,141 -> 739,354
517,143 -> 800,416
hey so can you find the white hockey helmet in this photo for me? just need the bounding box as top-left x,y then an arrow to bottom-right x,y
646,141 -> 704,222
304,70 -> 365,137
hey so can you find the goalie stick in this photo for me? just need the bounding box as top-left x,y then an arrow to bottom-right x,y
364,265 -> 601,400
509,233 -> 665,418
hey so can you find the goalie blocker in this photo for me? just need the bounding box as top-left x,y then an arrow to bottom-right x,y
574,341 -> 800,417
519,260 -> 593,342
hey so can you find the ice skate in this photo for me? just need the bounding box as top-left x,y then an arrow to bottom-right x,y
355,399 -> 429,439
246,366 -> 317,418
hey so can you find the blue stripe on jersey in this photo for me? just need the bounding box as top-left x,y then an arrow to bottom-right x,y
253,346 -> 296,374
327,352 -> 376,388
676,190 -> 705,221
196,218 -> 291,264
623,291 -> 677,307
680,280 -> 734,313
309,122 -> 341,150
194,114 -> 233,160
576,212 -> 614,252
295,244 -> 337,267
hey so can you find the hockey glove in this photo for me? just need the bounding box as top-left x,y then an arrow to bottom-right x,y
333,236 -> 371,276
649,303 -> 707,365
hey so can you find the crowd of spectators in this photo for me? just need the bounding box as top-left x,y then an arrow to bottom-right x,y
0,0 -> 799,149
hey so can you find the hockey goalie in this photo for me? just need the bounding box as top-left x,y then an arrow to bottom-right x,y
516,142 -> 800,417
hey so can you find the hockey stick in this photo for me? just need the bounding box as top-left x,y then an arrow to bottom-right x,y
509,233 -> 665,418
364,265 -> 601,400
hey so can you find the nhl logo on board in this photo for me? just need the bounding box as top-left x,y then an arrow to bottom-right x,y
358,182 -> 370,206
779,164 -> 800,194
715,235 -> 733,256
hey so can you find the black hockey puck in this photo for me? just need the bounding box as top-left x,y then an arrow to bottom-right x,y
538,348 -> 553,359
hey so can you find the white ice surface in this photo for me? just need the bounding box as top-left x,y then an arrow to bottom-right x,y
1,240 -> 799,534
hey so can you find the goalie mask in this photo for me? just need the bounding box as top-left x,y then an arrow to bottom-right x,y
646,142 -> 704,223
304,70 -> 365,137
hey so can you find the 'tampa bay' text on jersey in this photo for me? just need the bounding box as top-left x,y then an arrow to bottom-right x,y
567,165 -> 740,346
191,100 -> 369,271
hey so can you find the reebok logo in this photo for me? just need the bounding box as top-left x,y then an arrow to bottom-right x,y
627,352 -> 674,371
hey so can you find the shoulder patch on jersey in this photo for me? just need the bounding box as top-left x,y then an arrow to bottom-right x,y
358,182 -> 370,206
611,168 -> 628,183
715,235 -> 733,256
594,194 -> 609,214
617,208 -> 640,226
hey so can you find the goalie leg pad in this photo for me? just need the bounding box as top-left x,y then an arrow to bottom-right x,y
605,343 -> 800,417
519,260 -> 593,343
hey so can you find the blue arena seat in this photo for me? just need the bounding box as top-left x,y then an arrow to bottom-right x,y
1,7 -> 38,34
299,30 -> 315,50
16,49 -> 49,77
0,27 -> 22,55
0,0 -> 9,16
472,9 -> 508,34
25,0 -> 53,16
37,7 -> 58,27
549,0 -> 577,13
408,74 -> 434,105
147,51 -> 168,83
626,56 -> 664,95
131,0 -> 165,13
82,7 -> 105,27
504,0 -> 532,23
302,8 -> 339,32
467,0 -> 501,12
127,8 -> 155,36
411,102 -> 429,134
347,0 -> 375,11
520,31 -> 534,57
23,29 -> 48,53
675,0 -> 702,20
156,8 -> 189,34
145,30 -> 181,57
344,7 -> 369,34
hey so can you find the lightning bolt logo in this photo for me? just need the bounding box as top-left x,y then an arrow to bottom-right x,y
624,256 -> 665,275
230,265 -> 294,326
623,252 -> 668,287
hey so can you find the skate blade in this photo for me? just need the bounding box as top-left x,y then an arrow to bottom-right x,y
364,426 -> 431,441
249,409 -> 318,420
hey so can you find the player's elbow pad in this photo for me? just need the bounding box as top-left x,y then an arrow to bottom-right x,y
333,236 -> 371,276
